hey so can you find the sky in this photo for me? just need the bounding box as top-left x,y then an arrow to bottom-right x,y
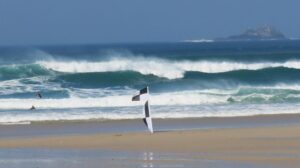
0,0 -> 299,45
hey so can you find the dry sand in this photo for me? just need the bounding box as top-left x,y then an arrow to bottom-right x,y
0,124 -> 300,167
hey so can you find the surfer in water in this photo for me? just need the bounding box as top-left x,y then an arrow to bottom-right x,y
30,92 -> 42,110
30,105 -> 36,110
36,92 -> 42,99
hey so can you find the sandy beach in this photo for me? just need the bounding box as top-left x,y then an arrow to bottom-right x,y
1,114 -> 300,167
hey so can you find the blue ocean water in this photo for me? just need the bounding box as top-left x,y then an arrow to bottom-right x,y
1,40 -> 300,124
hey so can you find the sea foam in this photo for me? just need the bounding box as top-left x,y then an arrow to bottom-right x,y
0,86 -> 300,110
37,58 -> 300,79
1,102 -> 300,124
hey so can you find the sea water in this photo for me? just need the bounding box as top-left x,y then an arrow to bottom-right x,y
1,41 -> 300,124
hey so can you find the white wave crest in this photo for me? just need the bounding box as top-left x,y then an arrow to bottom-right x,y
0,91 -> 227,110
1,86 -> 299,110
38,58 -> 300,79
1,87 -> 300,123
1,102 -> 300,124
38,57 -> 183,79
183,39 -> 214,43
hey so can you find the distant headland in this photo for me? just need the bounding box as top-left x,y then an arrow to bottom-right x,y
216,25 -> 287,41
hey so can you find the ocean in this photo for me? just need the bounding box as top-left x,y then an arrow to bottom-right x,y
1,40 -> 300,124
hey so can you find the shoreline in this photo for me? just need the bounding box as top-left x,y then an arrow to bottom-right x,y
0,124 -> 300,167
6,111 -> 300,124
1,113 -> 300,167
1,112 -> 300,138
1,124 -> 299,151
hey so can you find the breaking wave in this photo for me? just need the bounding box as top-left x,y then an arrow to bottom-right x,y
1,57 -> 300,81
1,95 -> 300,124
0,64 -> 52,80
38,58 -> 300,79
2,84 -> 300,124
1,63 -> 300,90
0,87 -> 300,110
1,42 -> 300,124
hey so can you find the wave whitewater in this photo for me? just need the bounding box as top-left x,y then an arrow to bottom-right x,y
1,59 -> 300,88
0,87 -> 300,110
1,41 -> 300,124
1,100 -> 300,124
37,58 -> 300,79
0,57 -> 300,81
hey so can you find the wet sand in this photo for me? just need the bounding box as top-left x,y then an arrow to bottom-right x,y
2,113 -> 300,138
1,114 -> 300,167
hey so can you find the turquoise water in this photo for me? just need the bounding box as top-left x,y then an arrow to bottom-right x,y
1,41 -> 300,123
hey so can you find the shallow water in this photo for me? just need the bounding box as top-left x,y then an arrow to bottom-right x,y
1,114 -> 300,138
0,149 -> 277,168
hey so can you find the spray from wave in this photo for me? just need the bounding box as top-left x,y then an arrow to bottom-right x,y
37,57 -> 300,79
1,42 -> 300,124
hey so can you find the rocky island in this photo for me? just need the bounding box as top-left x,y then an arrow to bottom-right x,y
216,25 -> 287,41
